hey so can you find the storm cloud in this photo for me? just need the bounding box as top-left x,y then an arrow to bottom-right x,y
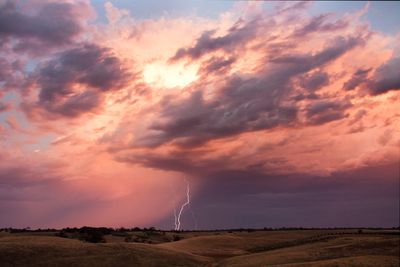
28,43 -> 132,118
0,0 -> 92,54
368,56 -> 400,95
138,36 -> 362,148
0,1 -> 398,229
170,18 -> 263,62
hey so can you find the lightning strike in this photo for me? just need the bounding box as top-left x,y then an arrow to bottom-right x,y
174,178 -> 191,231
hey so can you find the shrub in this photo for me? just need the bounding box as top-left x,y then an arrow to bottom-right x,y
172,235 -> 182,241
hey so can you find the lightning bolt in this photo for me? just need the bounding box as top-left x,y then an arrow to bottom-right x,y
174,178 -> 190,231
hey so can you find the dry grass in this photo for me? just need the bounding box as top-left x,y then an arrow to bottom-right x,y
0,235 -> 209,267
216,235 -> 399,267
0,230 -> 398,267
158,230 -> 326,259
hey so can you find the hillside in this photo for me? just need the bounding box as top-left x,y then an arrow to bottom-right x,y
0,229 -> 398,267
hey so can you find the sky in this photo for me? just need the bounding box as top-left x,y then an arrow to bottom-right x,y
0,0 -> 399,230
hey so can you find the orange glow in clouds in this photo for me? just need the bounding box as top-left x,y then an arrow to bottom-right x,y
0,0 -> 399,229
143,61 -> 199,89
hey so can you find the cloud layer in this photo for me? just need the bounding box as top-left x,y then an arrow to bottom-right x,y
0,0 -> 398,229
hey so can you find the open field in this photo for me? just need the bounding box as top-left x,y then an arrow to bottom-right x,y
0,229 -> 398,267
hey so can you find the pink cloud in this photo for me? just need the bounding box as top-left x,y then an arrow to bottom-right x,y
0,1 -> 398,228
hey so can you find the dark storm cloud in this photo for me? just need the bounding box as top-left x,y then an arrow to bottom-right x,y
342,68 -> 371,91
170,18 -> 263,61
270,36 -> 363,69
305,100 -> 352,125
138,36 -> 362,148
178,163 -> 399,229
199,56 -> 236,75
29,43 -> 131,117
143,81 -> 298,148
116,147 -> 293,183
0,0 -> 89,53
46,91 -> 101,117
368,57 -> 400,95
292,93 -> 319,101
117,151 -> 207,174
299,71 -> 329,91
116,146 -> 242,175
293,14 -> 348,37
38,43 -> 130,101
342,57 -> 400,95
0,165 -> 58,188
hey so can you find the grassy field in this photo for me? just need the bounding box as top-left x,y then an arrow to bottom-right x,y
0,229 -> 398,266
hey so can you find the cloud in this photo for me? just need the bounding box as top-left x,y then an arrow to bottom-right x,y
342,56 -> 400,95
270,36 -> 363,69
0,1 -> 399,229
368,56 -> 400,95
299,71 -> 329,91
141,80 -> 297,148
45,90 -> 101,117
348,109 -> 367,126
305,100 -> 352,125
378,129 -> 393,146
170,18 -> 261,62
104,1 -> 130,25
137,35 -> 362,148
117,151 -> 203,174
342,68 -> 372,91
188,163 -> 399,229
0,102 -> 10,112
198,56 -> 236,75
0,56 -> 25,93
0,165 -> 58,188
274,1 -> 313,14
0,148 -> 188,228
25,43 -> 132,118
0,57 -> 17,82
293,14 -> 349,37
0,0 -> 93,54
